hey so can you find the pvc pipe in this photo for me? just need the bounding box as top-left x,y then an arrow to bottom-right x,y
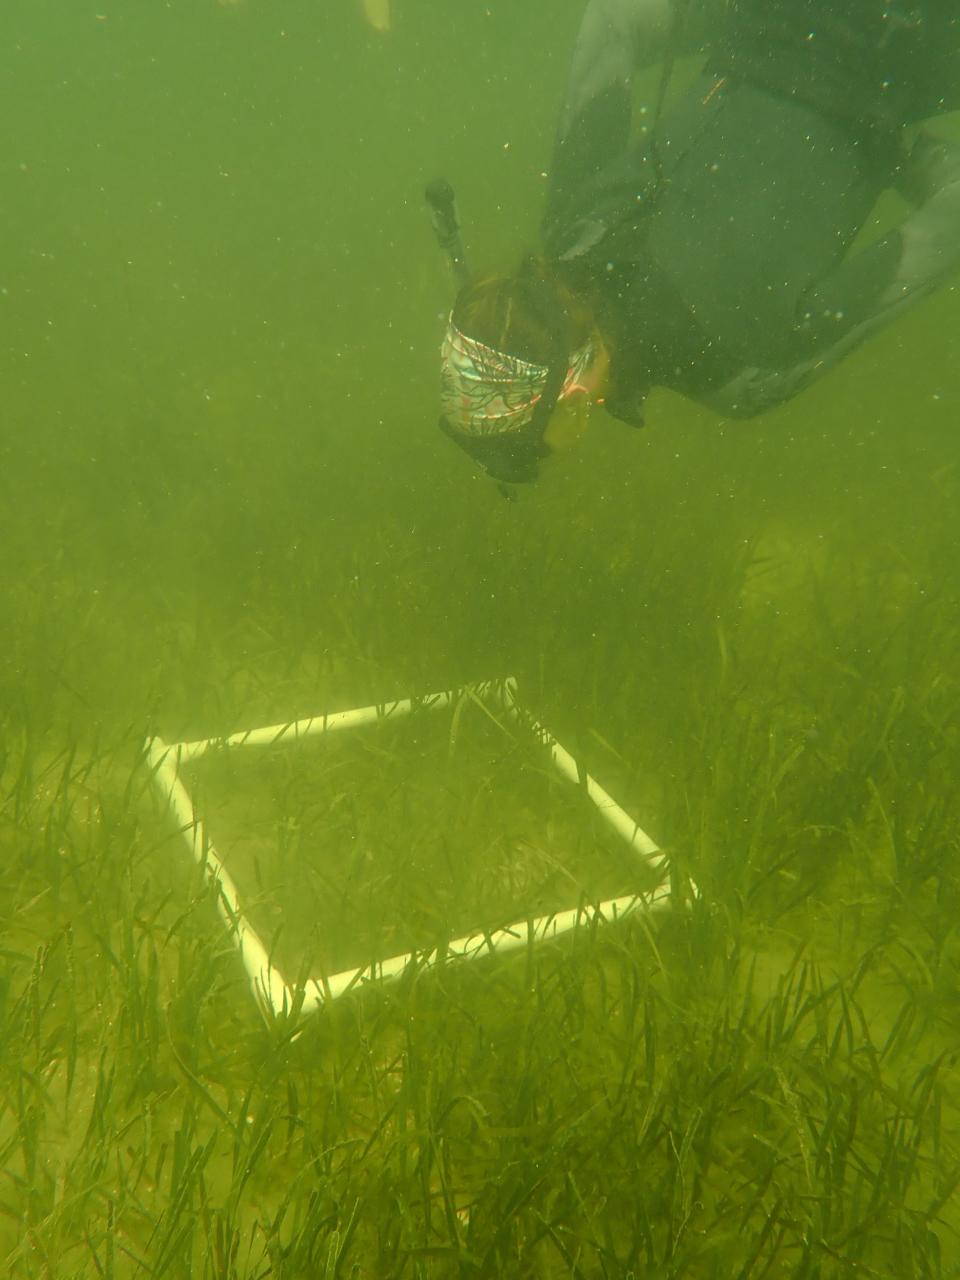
145,737 -> 293,1019
172,683 -> 504,766
145,676 -> 681,1018
500,682 -> 668,879
301,886 -> 673,1009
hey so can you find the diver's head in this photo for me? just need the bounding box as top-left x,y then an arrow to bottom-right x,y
438,258 -> 607,484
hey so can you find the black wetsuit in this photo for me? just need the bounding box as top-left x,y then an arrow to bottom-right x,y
543,0 -> 960,420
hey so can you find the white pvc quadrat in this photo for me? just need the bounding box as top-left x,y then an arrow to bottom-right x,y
144,678 -> 679,1020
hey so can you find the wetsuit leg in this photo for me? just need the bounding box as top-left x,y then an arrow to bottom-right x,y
703,132 -> 960,417
799,134 -> 960,348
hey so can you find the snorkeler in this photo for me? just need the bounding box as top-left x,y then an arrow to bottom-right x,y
436,0 -> 960,484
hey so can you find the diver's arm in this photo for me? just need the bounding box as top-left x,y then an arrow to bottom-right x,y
544,0 -> 721,255
547,0 -> 671,238
558,0 -> 721,138
554,0 -> 720,171
557,0 -> 674,146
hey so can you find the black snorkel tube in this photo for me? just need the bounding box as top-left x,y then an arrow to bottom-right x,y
425,179 -> 470,287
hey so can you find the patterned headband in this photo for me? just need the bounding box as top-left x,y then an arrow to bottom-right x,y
440,317 -> 595,438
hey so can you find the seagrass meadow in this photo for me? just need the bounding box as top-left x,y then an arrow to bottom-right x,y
2,1 -> 959,1276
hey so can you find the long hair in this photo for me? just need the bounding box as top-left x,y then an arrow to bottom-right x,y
451,255 -> 594,365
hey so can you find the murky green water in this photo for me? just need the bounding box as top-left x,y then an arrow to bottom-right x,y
1,3 -> 958,1275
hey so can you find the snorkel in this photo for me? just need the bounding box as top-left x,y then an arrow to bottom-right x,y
427,180 -> 583,486
425,179 -> 470,288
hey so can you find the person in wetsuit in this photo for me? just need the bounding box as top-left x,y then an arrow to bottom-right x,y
438,0 -> 960,483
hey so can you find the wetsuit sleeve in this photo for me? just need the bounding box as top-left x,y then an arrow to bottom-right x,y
544,0 -> 720,245
704,133 -> 960,418
558,0 -> 674,142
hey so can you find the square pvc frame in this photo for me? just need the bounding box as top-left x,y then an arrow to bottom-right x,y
144,679 -> 680,1020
